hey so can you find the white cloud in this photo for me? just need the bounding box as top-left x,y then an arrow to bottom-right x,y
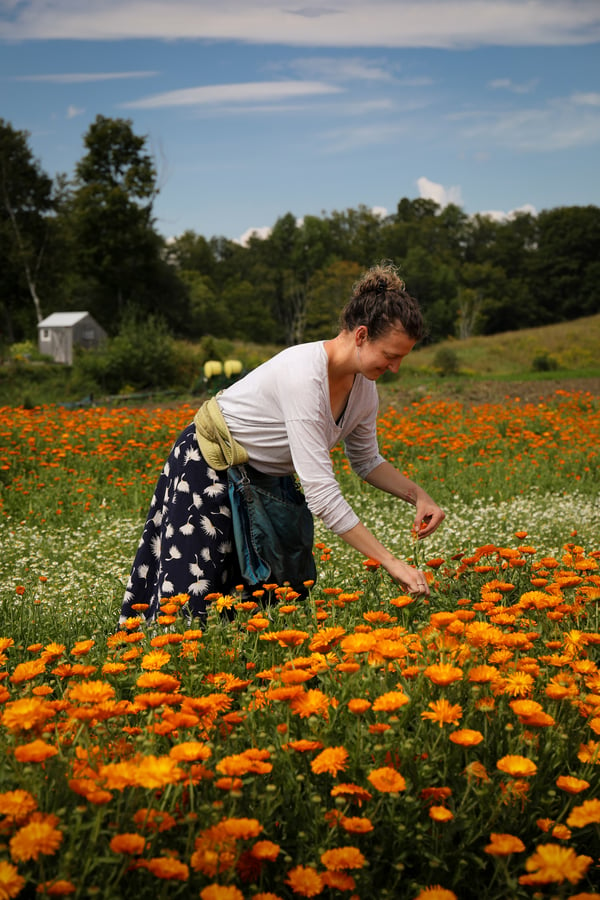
478,203 -> 537,221
1,1 -> 599,48
12,70 -> 158,83
66,104 -> 84,118
236,226 -> 272,246
417,175 -> 462,208
120,80 -> 342,109
456,94 -> 600,151
286,56 -> 396,82
488,77 -> 539,94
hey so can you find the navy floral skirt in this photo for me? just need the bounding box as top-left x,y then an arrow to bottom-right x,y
120,423 -> 241,623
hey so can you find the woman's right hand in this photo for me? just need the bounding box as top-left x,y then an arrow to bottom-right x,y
385,559 -> 430,596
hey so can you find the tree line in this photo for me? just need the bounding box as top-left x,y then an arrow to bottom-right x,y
2,114 -> 599,350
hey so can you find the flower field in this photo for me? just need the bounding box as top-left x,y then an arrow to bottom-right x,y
1,390 -> 600,900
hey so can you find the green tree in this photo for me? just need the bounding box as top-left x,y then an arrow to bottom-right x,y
0,119 -> 55,338
67,115 -> 185,333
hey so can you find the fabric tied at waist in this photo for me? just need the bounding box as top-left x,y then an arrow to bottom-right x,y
227,464 -> 317,594
194,395 -> 248,470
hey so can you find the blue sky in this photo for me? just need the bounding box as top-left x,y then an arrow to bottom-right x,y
1,0 -> 599,244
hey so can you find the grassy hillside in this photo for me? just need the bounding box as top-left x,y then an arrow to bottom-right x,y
405,313 -> 600,377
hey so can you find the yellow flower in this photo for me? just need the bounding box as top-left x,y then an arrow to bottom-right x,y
10,821 -> 63,862
134,755 -> 185,789
169,742 -> 212,762
0,861 -> 26,899
367,766 -> 406,793
310,746 -> 349,776
519,843 -> 592,886
9,658 -> 47,683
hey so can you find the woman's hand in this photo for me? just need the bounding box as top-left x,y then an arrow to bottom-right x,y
385,559 -> 430,596
413,490 -> 445,539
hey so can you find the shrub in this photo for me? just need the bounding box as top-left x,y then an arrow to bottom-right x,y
532,352 -> 559,372
433,346 -> 460,376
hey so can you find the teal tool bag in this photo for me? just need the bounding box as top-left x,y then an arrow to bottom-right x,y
227,464 -> 317,595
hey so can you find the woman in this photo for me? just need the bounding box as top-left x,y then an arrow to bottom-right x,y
119,262 -> 444,625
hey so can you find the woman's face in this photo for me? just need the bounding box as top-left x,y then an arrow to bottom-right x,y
355,324 -> 416,379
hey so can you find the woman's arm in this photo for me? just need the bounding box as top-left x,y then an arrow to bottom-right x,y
364,460 -> 445,538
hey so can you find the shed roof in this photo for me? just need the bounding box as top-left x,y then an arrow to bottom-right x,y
38,312 -> 91,328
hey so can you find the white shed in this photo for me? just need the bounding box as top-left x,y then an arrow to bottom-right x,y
37,311 -> 107,365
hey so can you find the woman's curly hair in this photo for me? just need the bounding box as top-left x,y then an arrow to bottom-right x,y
340,262 -> 426,342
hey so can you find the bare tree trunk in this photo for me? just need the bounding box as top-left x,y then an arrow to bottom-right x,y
1,184 -> 44,323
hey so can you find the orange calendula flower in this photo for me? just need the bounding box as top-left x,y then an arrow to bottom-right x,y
169,741 -> 212,762
143,857 -> 189,881
330,783 -> 372,805
566,798 -> 600,827
339,815 -> 374,833
109,833 -> 146,855
14,739 -> 59,763
36,879 -> 77,895
429,806 -> 453,822
0,790 -> 38,822
251,840 -> 281,861
421,699 -> 463,728
347,698 -> 371,714
497,755 -> 537,778
484,833 -> 526,855
373,690 -> 410,711
9,658 -> 47,683
67,680 -> 116,704
367,766 -> 406,793
200,886 -> 244,900
320,846 -> 366,870
141,649 -> 171,670
556,775 -> 590,794
414,885 -> 457,899
501,671 -> 535,697
10,821 -> 63,862
1,697 -> 56,732
135,672 -> 181,691
0,861 -> 26,899
310,746 -> 349,776
449,728 -> 484,746
423,663 -> 463,686
285,864 -> 323,897
290,689 -> 330,719
519,843 -> 592,886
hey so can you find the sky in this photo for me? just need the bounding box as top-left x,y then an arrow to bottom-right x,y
1,0 -> 600,244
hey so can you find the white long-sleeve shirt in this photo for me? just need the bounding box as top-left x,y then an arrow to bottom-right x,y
217,341 -> 385,535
